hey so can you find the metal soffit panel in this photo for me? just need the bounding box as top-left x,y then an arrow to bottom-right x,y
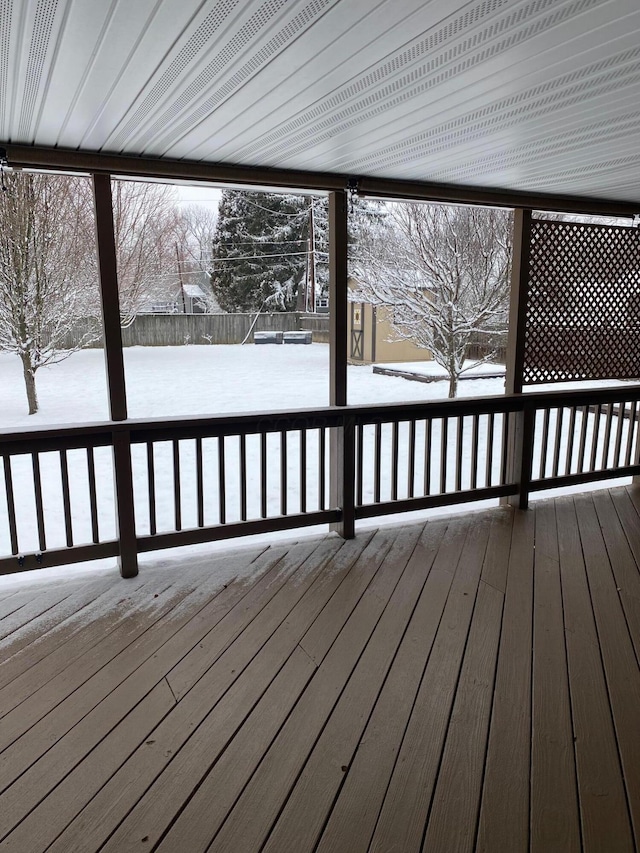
1,0 -> 640,205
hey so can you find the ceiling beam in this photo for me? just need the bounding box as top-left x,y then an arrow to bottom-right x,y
3,144 -> 639,217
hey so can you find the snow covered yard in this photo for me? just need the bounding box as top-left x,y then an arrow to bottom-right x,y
0,343 -> 506,428
0,344 -> 633,583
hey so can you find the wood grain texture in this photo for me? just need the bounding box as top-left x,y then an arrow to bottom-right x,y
530,500 -> 581,853
0,549 -> 284,817
574,494 -> 640,849
0,681 -> 176,853
262,524 -> 448,853
91,536 -> 372,853
476,509 -> 533,853
368,514 -> 491,853
1,497 -> 639,853
592,489 -> 640,659
556,497 -> 634,852
316,519 -> 466,853
208,526 -> 425,853
422,580 -> 503,853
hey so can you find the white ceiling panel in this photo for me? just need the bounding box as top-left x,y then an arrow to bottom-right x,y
2,0 -> 640,205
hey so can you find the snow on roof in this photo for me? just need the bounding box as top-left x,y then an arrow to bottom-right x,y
183,284 -> 206,298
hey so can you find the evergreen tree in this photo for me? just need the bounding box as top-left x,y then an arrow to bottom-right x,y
211,190 -> 317,312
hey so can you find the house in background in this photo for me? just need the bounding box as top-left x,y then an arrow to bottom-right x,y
347,277 -> 433,364
182,283 -> 209,313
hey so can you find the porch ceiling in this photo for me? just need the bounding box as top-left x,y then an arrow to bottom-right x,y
2,0 -> 640,206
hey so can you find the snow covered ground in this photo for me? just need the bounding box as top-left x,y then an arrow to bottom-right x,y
0,344 -> 633,586
374,359 -> 506,380
0,344 -> 509,429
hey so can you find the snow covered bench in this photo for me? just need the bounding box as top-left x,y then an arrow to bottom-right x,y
254,331 -> 283,344
283,331 -> 312,344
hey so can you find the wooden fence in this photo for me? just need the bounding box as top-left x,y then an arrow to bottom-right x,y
2,384 -> 640,576
59,313 -> 324,348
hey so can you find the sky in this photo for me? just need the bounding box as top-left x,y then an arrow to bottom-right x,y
173,183 -> 222,212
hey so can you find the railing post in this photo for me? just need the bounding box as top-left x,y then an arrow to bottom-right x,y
507,405 -> 535,509
328,189 -> 354,537
93,173 -> 138,578
111,429 -> 139,576
503,208 -> 532,509
632,406 -> 640,485
331,415 -> 356,538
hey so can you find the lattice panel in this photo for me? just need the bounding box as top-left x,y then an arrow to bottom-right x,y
523,219 -> 640,384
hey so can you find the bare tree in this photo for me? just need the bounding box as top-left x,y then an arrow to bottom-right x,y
176,203 -> 218,310
0,172 -> 97,414
352,202 -> 512,397
109,180 -> 182,322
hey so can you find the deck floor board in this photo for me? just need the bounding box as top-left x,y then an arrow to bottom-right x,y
1,491 -> 639,852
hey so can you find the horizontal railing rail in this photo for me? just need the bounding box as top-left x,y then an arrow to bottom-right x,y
3,383 -> 640,576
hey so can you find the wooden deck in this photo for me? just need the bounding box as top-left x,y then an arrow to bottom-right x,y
1,487 -> 640,852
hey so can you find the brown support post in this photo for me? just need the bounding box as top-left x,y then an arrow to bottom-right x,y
504,208 -> 533,508
329,190 -> 355,538
505,208 -> 532,397
93,174 -> 138,577
633,411 -> 640,486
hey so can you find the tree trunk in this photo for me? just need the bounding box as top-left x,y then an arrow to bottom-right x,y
20,356 -> 39,415
448,372 -> 458,398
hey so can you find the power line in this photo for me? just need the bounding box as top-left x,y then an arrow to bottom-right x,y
225,195 -> 325,218
214,239 -> 308,246
209,250 -> 311,261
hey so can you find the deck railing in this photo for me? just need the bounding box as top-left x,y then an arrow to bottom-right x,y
3,384 -> 640,576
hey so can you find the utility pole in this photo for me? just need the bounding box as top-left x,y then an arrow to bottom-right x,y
308,201 -> 316,312
175,242 -> 187,313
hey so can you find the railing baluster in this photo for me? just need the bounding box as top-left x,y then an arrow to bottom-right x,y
455,416 -> 464,492
625,402 -> 637,467
408,420 -> 416,498
146,443 -> 156,536
280,430 -> 287,516
32,452 -> 46,552
589,404 -> 602,472
539,408 -> 550,478
485,412 -> 495,487
565,407 -> 577,476
613,401 -> 626,467
300,429 -> 307,514
391,421 -> 399,501
633,410 -> 640,469
5,388 -> 640,569
218,436 -> 226,525
87,446 -> 100,543
577,405 -> 589,473
440,418 -> 448,493
551,407 -> 564,478
260,432 -> 267,519
600,403 -> 614,470
356,424 -> 364,507
374,423 -> 382,503
319,427 -> 326,511
3,455 -> 19,555
173,440 -> 181,532
239,434 -> 247,521
424,418 -> 432,495
471,414 -> 479,490
60,450 -> 73,547
196,438 -> 204,528
500,412 -> 510,485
